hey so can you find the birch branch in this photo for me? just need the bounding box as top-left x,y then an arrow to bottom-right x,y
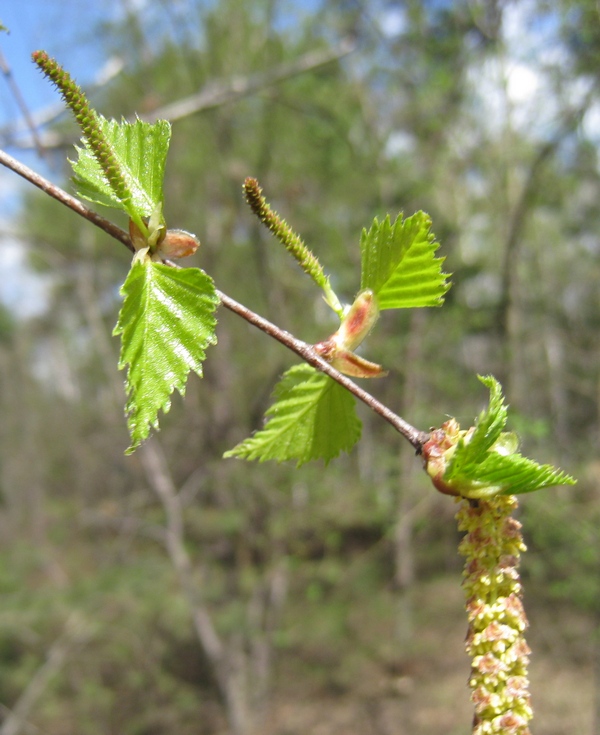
0,147 -> 429,452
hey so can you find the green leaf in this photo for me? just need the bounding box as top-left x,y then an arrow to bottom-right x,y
360,212 -> 450,309
113,260 -> 218,453
224,364 -> 362,466
456,451 -> 575,498
71,117 -> 171,220
448,375 -> 507,475
445,376 -> 575,498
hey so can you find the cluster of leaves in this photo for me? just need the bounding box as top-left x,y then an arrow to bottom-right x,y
70,115 -> 219,453
42,48 -> 572,496
226,212 -> 449,465
69,111 -> 449,462
422,376 -> 576,498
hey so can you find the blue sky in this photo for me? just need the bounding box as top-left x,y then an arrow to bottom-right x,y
0,0 -> 124,200
0,0 -> 596,316
1,1 -> 113,126
0,0 -> 326,314
0,1 -> 123,315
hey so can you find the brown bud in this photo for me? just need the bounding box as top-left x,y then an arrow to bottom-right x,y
337,289 -> 379,351
328,349 -> 387,378
155,229 -> 200,260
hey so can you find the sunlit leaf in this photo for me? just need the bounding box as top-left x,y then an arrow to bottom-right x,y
71,117 -> 171,220
113,260 -> 218,453
224,364 -> 362,466
360,211 -> 450,309
450,375 -> 508,469
445,376 -> 575,498
455,450 -> 575,497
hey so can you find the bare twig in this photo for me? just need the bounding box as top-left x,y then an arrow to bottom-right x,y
0,49 -> 45,157
0,148 -> 134,252
0,148 -> 429,452
143,38 -> 356,123
0,57 -> 123,150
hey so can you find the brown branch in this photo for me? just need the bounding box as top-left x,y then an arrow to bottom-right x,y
0,148 -> 134,252
0,148 -> 429,452
215,290 -> 428,450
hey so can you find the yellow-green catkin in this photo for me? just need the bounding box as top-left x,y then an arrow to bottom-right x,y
456,495 -> 533,735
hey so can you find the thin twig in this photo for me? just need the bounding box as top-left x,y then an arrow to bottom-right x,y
142,38 -> 356,123
0,148 -> 134,253
0,57 -> 123,149
0,148 -> 429,451
0,49 -> 45,158
215,290 -> 428,450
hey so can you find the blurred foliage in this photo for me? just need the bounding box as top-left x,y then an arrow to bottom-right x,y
1,0 -> 599,733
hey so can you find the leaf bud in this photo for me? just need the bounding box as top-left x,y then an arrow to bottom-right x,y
313,289 -> 385,378
421,419 -> 463,495
154,229 -> 200,260
337,289 -> 380,352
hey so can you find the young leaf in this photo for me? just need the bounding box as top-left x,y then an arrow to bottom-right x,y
72,117 -> 171,221
114,260 -> 218,453
454,450 -> 576,498
426,375 -> 576,498
452,375 -> 508,466
224,364 -> 362,467
360,212 -> 450,309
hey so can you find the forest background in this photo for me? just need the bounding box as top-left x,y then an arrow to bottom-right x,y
0,1 -> 598,734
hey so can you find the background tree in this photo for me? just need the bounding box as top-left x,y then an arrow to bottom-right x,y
0,1 -> 598,733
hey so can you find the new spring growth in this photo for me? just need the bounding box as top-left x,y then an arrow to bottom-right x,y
421,378 -> 573,732
243,177 -> 343,315
457,496 -> 533,735
129,205 -> 200,263
314,289 -> 387,378
31,51 -> 143,234
423,418 -> 482,496
421,376 -> 575,500
421,377 -> 574,734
